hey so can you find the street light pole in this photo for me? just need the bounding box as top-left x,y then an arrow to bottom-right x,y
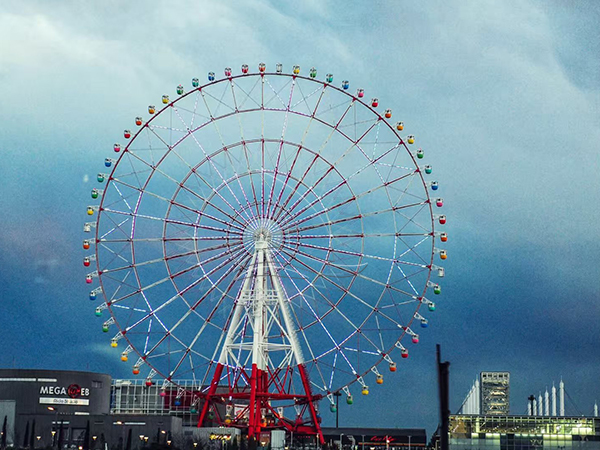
333,392 -> 341,429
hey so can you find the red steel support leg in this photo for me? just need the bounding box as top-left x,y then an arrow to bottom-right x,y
197,363 -> 225,427
255,368 -> 264,436
248,363 -> 258,438
298,364 -> 325,444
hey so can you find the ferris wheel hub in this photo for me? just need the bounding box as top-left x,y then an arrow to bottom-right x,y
243,217 -> 283,253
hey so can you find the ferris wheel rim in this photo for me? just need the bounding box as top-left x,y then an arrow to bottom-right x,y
90,67 -> 442,399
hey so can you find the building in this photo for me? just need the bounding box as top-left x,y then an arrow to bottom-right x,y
0,369 -> 183,449
321,428 -> 427,450
0,369 -> 425,450
480,373 -> 510,416
436,414 -> 600,450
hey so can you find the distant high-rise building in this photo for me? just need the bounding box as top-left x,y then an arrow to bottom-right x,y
480,371 -> 510,415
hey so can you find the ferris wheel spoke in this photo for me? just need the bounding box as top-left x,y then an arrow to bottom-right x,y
279,174 -> 420,233
395,204 -> 432,235
96,230 -> 132,265
268,144 -> 304,223
277,87 -> 327,214
275,163 -> 338,227
264,78 -> 295,220
280,149 -> 415,225
176,91 -> 209,128
395,233 -> 431,263
113,176 -> 247,232
173,102 -> 255,226
111,242 -> 243,308
338,117 -> 379,130
184,125 -> 252,221
273,251 -> 357,388
284,240 -> 388,265
109,178 -> 139,214
393,263 -> 422,297
101,207 -> 236,235
221,154 -> 259,225
270,102 -> 353,223
278,139 -> 407,228
124,245 -> 248,338
289,214 -> 362,235
227,79 -> 261,224
281,242 -> 412,299
104,269 -> 141,304
273,252 -> 344,390
286,201 -> 429,237
99,236 -> 238,245
280,244 -> 409,313
166,253 -> 250,356
123,149 -> 249,230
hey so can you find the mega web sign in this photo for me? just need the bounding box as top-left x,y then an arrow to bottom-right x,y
38,384 -> 91,406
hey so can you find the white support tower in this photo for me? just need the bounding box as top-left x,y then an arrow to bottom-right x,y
594,402 -> 598,417
538,394 -> 543,416
544,389 -> 550,416
559,379 -> 565,416
461,379 -> 482,415
552,384 -> 557,416
218,231 -> 305,370
533,399 -> 537,416
475,379 -> 480,414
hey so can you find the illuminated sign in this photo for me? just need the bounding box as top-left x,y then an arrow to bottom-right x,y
209,434 -> 232,441
39,383 -> 90,407
370,436 -> 396,443
39,398 -> 90,406
40,384 -> 90,398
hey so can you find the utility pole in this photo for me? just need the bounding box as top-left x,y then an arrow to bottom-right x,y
437,344 -> 450,450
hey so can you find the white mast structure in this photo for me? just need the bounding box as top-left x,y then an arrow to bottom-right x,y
552,384 -> 557,416
218,231 -> 304,373
559,379 -> 565,416
200,229 -> 322,441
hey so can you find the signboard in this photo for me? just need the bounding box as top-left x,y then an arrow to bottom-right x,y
38,383 -> 90,407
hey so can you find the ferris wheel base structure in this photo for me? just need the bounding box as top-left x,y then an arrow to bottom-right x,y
197,233 -> 325,443
197,362 -> 325,443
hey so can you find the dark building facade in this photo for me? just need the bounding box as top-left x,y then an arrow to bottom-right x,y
0,369 -> 183,449
0,369 -> 426,450
431,415 -> 600,450
321,427 -> 427,449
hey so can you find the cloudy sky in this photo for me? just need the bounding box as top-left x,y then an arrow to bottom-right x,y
1,0 -> 599,433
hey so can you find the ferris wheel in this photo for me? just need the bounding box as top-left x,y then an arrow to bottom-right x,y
83,63 -> 447,442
